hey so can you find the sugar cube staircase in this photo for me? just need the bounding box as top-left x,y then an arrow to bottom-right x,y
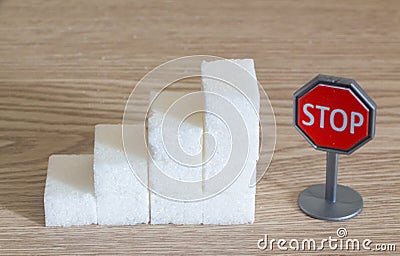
44,59 -> 260,226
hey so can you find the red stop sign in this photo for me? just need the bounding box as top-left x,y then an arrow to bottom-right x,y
294,75 -> 376,154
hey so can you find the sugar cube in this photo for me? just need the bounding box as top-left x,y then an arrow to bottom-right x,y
44,154 -> 97,227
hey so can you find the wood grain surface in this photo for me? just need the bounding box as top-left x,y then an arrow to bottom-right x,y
0,0 -> 399,255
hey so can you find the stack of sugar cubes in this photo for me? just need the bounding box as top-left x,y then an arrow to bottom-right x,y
44,59 -> 260,226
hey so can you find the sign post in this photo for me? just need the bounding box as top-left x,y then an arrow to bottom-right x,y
293,74 -> 376,221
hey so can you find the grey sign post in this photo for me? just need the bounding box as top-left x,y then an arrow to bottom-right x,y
293,74 -> 376,221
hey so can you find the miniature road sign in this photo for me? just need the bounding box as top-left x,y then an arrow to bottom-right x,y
293,74 -> 376,221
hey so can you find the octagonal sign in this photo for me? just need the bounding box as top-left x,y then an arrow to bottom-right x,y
294,74 -> 376,154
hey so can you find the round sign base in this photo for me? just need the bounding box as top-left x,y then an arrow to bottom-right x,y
298,184 -> 363,221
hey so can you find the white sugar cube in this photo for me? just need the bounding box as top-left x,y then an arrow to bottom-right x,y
202,162 -> 257,224
201,59 -> 260,224
148,91 -> 203,224
44,154 -> 97,227
94,124 -> 149,225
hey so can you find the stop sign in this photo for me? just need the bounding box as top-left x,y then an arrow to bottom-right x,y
294,74 -> 376,154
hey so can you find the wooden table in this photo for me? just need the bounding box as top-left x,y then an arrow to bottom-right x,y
0,0 -> 399,254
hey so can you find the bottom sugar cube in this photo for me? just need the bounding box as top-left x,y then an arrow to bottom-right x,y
202,161 -> 256,225
44,154 -> 97,227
